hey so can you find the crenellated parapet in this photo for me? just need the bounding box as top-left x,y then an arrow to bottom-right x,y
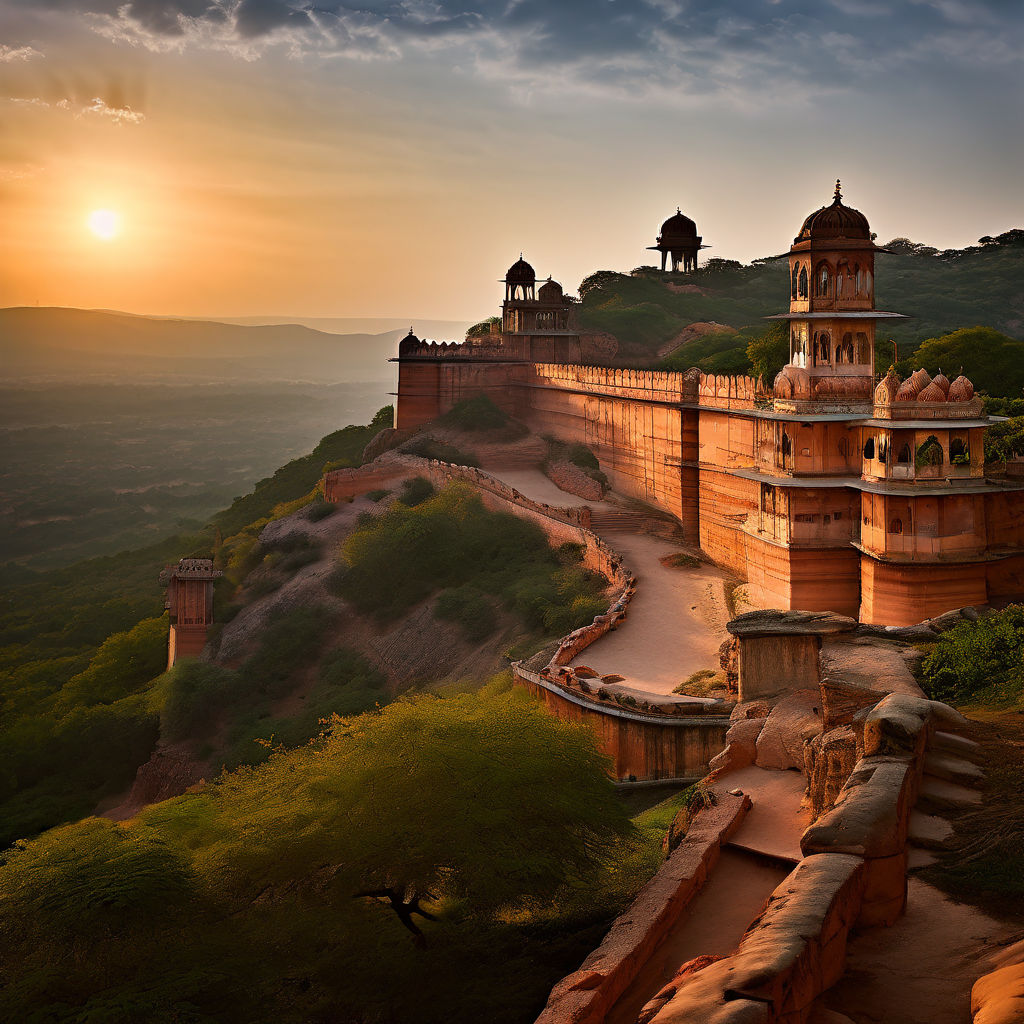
530,363 -> 690,405
696,370 -> 762,410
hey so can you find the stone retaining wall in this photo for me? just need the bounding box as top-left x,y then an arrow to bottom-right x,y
534,793 -> 751,1024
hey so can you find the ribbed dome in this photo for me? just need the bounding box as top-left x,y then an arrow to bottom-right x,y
795,181 -> 871,244
919,381 -> 947,402
773,365 -> 811,401
537,277 -> 563,302
948,375 -> 976,402
659,208 -> 698,239
896,369 -> 931,402
932,371 -> 951,396
505,256 -> 535,283
874,368 -> 901,405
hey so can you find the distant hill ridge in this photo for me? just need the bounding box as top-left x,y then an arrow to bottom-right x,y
0,307 -> 399,383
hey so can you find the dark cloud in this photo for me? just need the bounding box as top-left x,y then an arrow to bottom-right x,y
10,0 -> 1024,103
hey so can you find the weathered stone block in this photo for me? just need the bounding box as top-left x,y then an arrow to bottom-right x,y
755,689 -> 823,771
801,758 -> 911,859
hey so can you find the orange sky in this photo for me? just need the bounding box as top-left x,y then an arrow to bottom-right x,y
1,1 -> 1021,322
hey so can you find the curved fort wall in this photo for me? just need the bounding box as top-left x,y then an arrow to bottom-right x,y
324,452 -> 730,781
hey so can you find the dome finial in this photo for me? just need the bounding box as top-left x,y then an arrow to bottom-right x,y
834,179 -> 842,202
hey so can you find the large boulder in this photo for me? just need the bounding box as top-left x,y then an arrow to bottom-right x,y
755,689 -> 823,771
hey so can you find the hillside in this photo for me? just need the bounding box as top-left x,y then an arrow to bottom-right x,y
0,307 -> 401,383
578,231 -> 1024,371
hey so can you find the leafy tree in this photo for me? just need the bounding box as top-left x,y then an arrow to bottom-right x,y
54,616 -> 168,711
746,323 -> 789,382
0,817 -> 194,945
145,685 -> 633,930
984,416 -> 1024,464
909,327 -> 1024,399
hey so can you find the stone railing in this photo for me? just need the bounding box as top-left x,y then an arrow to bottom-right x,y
536,612 -> 976,1024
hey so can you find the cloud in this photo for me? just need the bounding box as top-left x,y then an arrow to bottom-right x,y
17,0 -> 1024,105
0,44 -> 44,61
6,95 -> 145,123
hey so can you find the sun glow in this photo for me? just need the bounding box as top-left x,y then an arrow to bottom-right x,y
87,208 -> 121,241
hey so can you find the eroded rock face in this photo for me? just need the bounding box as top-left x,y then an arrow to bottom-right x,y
805,725 -> 858,820
755,689 -> 823,771
707,717 -> 766,775
727,609 -> 858,639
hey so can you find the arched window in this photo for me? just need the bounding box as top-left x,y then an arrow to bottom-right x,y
798,266 -> 809,299
889,517 -> 904,535
791,265 -> 799,300
856,332 -> 870,364
863,437 -> 875,459
855,265 -> 864,295
950,438 -> 970,465
838,437 -> 850,458
878,438 -> 888,463
813,332 -> 831,365
815,262 -> 831,298
897,443 -> 912,464
836,260 -> 850,300
781,432 -> 792,458
838,333 -> 855,364
917,435 -> 944,467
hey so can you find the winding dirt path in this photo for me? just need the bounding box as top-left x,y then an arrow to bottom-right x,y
483,468 -> 732,696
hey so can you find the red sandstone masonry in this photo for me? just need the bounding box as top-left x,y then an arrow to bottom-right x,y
534,792 -> 751,1024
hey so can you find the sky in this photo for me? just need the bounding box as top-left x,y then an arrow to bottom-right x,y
1,0 -> 1022,323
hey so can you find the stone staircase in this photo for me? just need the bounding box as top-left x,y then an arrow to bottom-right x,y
588,499 -> 685,539
908,729 -> 985,868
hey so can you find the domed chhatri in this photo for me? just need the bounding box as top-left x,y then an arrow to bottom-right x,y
659,209 -> 698,238
647,206 -> 705,273
795,180 -> 871,244
503,254 -> 537,300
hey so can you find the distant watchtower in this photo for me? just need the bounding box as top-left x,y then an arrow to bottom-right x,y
648,208 -> 705,273
160,557 -> 222,669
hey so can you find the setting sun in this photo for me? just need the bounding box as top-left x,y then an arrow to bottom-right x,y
87,208 -> 120,241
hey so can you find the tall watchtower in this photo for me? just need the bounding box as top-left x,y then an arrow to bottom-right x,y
647,208 -> 705,273
160,557 -> 222,669
772,181 -> 904,409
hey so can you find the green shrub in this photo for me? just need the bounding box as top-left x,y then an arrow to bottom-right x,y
397,477 -> 435,507
365,488 -> 391,502
403,437 -> 480,467
159,661 -> 245,741
921,605 -> 1024,706
305,500 -> 337,522
334,484 -> 609,636
435,585 -> 498,642
243,606 -> 333,700
54,617 -> 168,712
438,394 -> 510,432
